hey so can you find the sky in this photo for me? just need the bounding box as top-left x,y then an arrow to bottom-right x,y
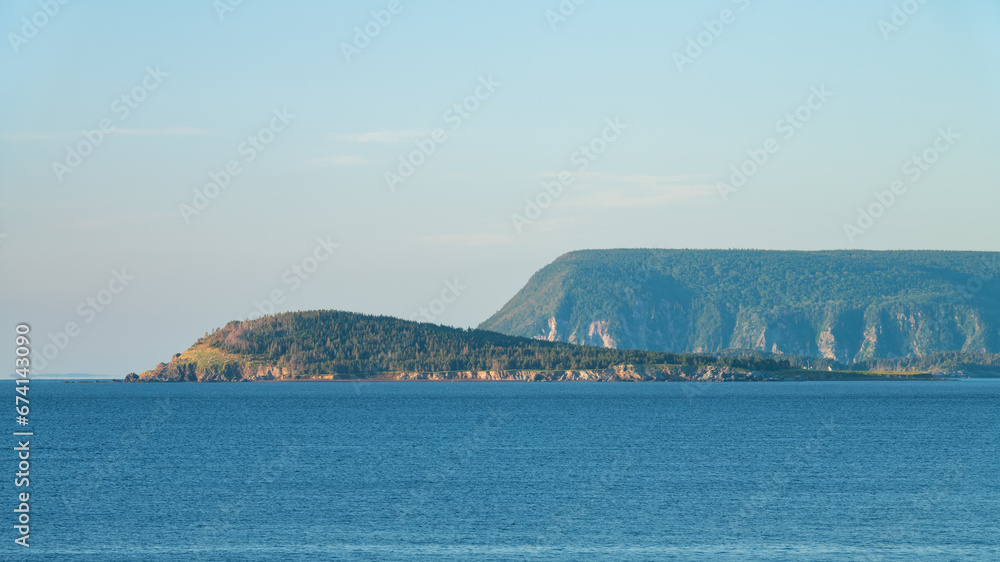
1,0 -> 999,376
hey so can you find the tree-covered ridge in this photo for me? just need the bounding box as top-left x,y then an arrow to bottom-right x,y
479,249 -> 1000,361
493,249 -> 1000,312
135,309 -> 1000,382
198,310 -> 793,375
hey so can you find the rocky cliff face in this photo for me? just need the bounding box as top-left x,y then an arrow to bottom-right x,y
126,363 -> 774,383
127,360 -> 291,382
395,364 -> 773,382
524,301 -> 996,363
480,249 -> 1000,361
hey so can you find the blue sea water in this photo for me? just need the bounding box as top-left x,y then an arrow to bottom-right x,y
7,380 -> 1000,560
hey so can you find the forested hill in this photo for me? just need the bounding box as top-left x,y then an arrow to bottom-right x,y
479,249 -> 1000,363
130,310 -> 795,381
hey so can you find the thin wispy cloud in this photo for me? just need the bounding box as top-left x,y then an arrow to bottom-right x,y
417,232 -> 514,247
3,127 -> 213,141
570,185 -> 716,208
115,127 -> 213,136
330,130 -> 429,143
65,211 -> 176,230
310,155 -> 375,166
527,217 -> 584,233
543,172 -> 708,184
548,173 -> 717,208
2,132 -> 77,141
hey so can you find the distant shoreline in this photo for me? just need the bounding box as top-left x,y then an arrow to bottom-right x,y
118,370 -> 957,383
28,369 -> 984,383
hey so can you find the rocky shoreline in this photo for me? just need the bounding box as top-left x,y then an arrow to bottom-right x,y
393,365 -> 776,382
125,356 -> 947,383
126,363 -> 777,382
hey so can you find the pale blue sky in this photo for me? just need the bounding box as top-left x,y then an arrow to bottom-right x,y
2,0 -> 999,375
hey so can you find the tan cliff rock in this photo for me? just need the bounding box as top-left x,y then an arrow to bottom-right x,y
126,362 -> 775,383
394,365 -> 773,382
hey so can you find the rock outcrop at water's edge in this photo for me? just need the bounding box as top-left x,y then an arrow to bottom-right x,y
126,362 -> 776,383
394,364 -> 774,382
126,360 -> 291,382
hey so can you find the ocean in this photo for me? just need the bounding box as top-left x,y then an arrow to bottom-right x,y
11,380 -> 1000,560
